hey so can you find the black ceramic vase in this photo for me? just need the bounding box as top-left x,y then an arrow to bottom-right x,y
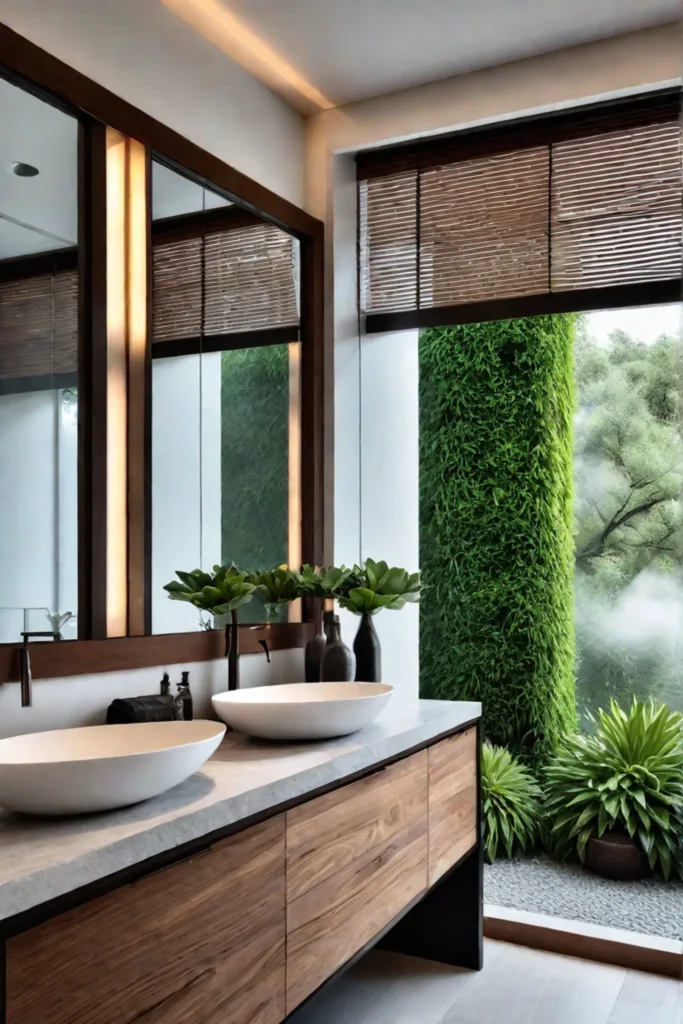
320,614 -> 356,682
353,612 -> 381,682
304,615 -> 326,683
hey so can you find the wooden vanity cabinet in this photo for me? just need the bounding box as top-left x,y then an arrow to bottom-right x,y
3,725 -> 480,1024
428,727 -> 477,884
285,751 -> 429,1013
6,816 -> 286,1024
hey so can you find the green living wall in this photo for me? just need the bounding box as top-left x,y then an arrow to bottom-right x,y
221,344 -> 289,574
419,316 -> 577,765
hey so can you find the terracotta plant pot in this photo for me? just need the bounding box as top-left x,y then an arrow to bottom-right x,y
585,831 -> 650,881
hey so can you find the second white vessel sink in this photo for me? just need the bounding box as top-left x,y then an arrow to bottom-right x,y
212,682 -> 393,740
0,720 -> 226,816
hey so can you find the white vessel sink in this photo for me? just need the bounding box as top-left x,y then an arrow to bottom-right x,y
212,682 -> 393,740
0,720 -> 225,816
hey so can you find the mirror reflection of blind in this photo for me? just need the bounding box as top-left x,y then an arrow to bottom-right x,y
0,268 -> 78,385
357,92 -> 681,326
152,221 -> 300,343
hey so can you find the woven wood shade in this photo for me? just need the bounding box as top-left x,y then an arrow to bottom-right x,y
152,220 -> 299,344
358,92 -> 681,326
0,268 -> 78,384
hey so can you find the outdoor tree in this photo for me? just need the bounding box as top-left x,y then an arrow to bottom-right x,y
573,317 -> 683,718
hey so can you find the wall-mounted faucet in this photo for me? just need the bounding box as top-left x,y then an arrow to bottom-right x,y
18,630 -> 63,708
225,612 -> 271,691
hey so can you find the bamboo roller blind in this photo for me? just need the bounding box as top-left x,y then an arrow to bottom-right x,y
0,268 -> 78,384
152,220 -> 299,343
357,93 -> 681,323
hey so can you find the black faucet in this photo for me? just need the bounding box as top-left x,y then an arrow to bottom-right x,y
225,612 -> 271,691
18,630 -> 63,708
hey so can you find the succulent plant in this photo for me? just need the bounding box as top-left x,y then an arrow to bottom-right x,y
164,565 -> 260,617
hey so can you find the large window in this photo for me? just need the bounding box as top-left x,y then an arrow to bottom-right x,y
574,304 -> 682,722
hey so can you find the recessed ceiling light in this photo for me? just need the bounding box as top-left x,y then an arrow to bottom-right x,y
10,162 -> 40,177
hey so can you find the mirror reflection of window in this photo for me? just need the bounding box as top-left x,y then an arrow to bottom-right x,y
150,161 -> 300,633
0,78 -> 79,643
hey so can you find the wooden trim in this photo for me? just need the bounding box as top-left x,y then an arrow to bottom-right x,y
78,119 -> 108,641
365,280 -> 682,334
484,905 -> 683,980
0,622 -> 313,685
0,23 -> 319,239
151,326 -> 299,359
0,248 -> 78,282
300,229 -> 327,565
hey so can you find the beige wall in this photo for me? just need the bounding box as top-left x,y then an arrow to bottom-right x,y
306,24 -> 681,217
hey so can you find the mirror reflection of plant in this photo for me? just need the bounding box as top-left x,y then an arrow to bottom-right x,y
544,698 -> 683,879
164,565 -> 260,617
247,566 -> 302,621
482,743 -> 542,863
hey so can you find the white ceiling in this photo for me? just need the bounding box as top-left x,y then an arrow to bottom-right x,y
219,0 -> 680,106
0,78 -> 78,258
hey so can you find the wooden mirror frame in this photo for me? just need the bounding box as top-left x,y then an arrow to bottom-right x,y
0,23 -> 328,683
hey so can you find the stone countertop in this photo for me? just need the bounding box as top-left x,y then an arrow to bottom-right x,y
0,698 -> 480,924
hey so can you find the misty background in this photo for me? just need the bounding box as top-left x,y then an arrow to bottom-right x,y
573,303 -> 683,723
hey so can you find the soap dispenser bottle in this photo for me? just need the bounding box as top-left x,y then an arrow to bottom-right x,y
320,614 -> 355,682
177,671 -> 193,720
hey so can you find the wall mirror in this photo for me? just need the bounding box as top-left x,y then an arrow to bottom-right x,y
0,76 -> 79,644
150,159 -> 302,634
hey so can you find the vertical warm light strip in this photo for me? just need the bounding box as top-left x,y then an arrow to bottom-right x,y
105,128 -> 129,638
126,139 -> 148,635
288,340 -> 303,622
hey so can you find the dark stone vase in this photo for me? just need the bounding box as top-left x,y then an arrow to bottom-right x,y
304,624 -> 326,682
320,616 -> 356,682
353,612 -> 382,682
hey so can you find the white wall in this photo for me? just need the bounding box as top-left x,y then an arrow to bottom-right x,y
307,26 -> 682,700
0,648 -> 305,739
152,353 -> 222,635
0,0 -> 305,207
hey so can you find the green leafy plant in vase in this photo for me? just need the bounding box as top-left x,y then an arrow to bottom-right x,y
325,559 -> 421,682
544,698 -> 683,880
482,744 -> 542,863
164,565 -> 261,689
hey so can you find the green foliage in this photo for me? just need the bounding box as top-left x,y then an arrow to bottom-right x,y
419,317 -> 577,765
221,345 -> 289,574
247,566 -> 301,620
333,558 -> 421,616
544,699 -> 683,880
164,565 -> 260,617
482,744 -> 542,864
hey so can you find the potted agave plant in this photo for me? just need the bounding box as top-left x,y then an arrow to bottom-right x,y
544,698 -> 683,881
325,559 -> 421,683
164,565 -> 261,689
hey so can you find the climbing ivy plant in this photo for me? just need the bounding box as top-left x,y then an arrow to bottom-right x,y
419,316 -> 577,766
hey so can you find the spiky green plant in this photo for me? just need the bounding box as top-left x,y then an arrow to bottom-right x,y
544,699 -> 683,879
482,743 -> 542,863
247,567 -> 301,620
331,559 -> 421,616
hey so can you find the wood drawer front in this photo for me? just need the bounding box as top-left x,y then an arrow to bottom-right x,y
6,816 -> 286,1024
429,727 -> 478,885
286,752 -> 428,1012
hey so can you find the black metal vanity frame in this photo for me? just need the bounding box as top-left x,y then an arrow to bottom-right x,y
0,718 -> 483,1022
0,20 -> 328,688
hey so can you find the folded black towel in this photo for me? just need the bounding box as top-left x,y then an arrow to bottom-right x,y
106,695 -> 182,724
